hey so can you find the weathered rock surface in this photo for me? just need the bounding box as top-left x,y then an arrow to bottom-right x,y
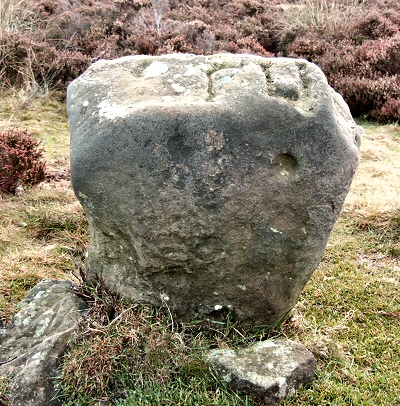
0,279 -> 88,406
67,54 -> 361,324
208,338 -> 317,405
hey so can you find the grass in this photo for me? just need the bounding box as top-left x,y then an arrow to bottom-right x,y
0,0 -> 56,101
0,183 -> 88,323
0,89 -> 70,161
0,92 -> 399,405
0,0 -> 36,40
58,282 -> 256,406
0,92 -> 87,323
280,120 -> 400,405
277,0 -> 365,35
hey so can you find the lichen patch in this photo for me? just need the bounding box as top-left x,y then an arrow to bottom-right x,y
98,100 -> 130,120
143,61 -> 169,77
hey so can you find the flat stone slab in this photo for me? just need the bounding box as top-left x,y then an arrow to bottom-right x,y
68,53 -> 361,324
0,280 -> 88,406
208,338 -> 317,405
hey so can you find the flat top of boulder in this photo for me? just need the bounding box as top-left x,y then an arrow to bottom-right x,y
68,54 -> 358,137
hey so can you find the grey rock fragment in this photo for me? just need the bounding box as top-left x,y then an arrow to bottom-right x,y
208,338 -> 317,405
0,279 -> 88,406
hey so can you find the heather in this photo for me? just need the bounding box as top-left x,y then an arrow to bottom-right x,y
0,128 -> 46,194
1,0 -> 399,122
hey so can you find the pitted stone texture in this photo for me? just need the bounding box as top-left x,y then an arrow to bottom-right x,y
0,280 -> 88,406
67,54 -> 361,324
208,338 -> 317,405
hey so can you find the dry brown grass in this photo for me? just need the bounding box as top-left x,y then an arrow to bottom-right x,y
0,92 -> 88,324
345,123 -> 400,216
277,0 -> 366,35
0,180 -> 89,323
0,90 -> 70,161
0,0 -> 36,40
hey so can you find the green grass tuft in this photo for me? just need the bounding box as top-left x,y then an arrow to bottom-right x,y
57,281 -> 263,405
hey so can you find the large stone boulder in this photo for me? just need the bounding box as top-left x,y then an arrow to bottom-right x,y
67,54 -> 361,325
